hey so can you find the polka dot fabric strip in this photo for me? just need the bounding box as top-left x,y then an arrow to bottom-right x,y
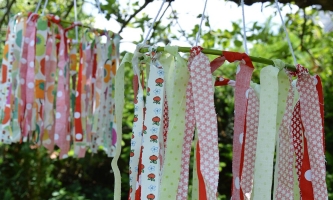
54,26 -> 70,159
253,65 -> 279,199
42,27 -> 57,151
159,46 -> 189,200
217,51 -> 254,200
19,16 -> 36,139
295,64 -> 327,199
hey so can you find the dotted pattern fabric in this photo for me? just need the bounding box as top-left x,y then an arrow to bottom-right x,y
240,88 -> 259,200
42,25 -> 57,151
10,17 -> 25,142
20,17 -> 37,139
176,52 -> 196,200
159,47 -> 189,199
295,65 -> 328,199
54,26 -> 70,159
110,37 -> 124,200
253,66 -> 279,199
0,16 -> 16,143
230,60 -> 254,200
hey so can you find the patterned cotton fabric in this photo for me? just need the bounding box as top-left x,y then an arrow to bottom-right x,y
0,14 -> 119,159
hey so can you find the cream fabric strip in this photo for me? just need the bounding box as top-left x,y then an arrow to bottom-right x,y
159,46 -> 189,199
112,52 -> 133,200
274,60 -> 295,199
252,65 -> 279,199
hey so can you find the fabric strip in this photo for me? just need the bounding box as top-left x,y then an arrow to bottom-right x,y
253,65 -> 279,199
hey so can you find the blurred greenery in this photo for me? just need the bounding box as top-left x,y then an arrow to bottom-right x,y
0,0 -> 332,199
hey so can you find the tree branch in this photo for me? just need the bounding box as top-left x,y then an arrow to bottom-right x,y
0,0 -> 16,32
300,8 -> 307,50
62,1 -> 75,19
118,0 -> 153,34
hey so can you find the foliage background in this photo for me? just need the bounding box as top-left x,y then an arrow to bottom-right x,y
0,0 -> 332,199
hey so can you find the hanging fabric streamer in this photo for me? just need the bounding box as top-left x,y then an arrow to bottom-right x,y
54,23 -> 71,159
159,45 -> 189,199
11,15 -> 25,142
33,15 -> 49,143
176,47 -> 197,199
210,51 -> 254,200
111,43 -> 129,200
251,65 -> 277,199
42,22 -> 57,151
292,65 -> 327,199
139,47 -> 165,200
177,46 -> 219,200
0,15 -> 16,143
21,14 -> 38,139
74,31 -> 87,156
0,8 -> 121,160
128,51 -> 143,200
252,63 -> 291,199
91,36 -> 104,153
240,84 -> 260,200
273,60 -> 295,199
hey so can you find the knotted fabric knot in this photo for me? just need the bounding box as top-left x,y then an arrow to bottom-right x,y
190,46 -> 203,57
288,64 -> 309,77
222,51 -> 254,68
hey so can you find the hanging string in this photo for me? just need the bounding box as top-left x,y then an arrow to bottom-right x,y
74,0 -> 79,42
195,0 -> 208,46
34,0 -> 43,13
275,0 -> 297,66
241,0 -> 249,54
41,0 -> 49,16
142,0 -> 167,45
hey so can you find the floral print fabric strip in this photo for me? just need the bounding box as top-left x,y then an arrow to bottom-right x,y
140,47 -> 165,200
129,54 -> 144,200
34,16 -> 49,143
